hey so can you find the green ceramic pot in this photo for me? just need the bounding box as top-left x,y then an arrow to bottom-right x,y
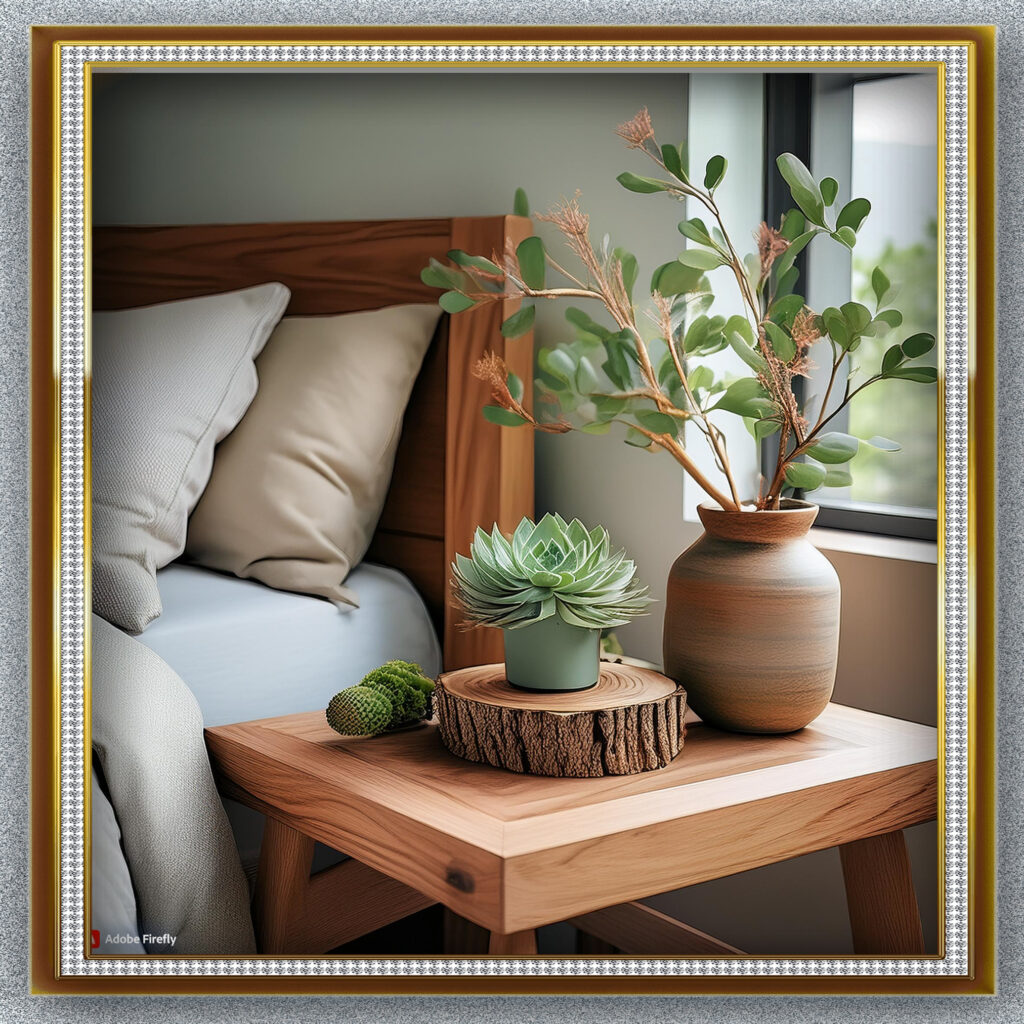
503,614 -> 601,692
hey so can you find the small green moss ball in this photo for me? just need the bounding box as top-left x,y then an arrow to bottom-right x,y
326,661 -> 437,737
362,676 -> 427,724
325,685 -> 393,737
378,660 -> 436,694
362,660 -> 436,719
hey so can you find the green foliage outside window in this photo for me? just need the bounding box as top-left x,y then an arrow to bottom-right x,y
848,222 -> 939,510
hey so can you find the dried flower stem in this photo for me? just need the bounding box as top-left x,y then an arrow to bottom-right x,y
530,170 -> 801,509
531,183 -> 746,509
537,197 -> 678,425
479,348 -> 737,510
474,352 -> 573,434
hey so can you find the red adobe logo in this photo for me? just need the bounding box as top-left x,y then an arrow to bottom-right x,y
90,930 -> 100,950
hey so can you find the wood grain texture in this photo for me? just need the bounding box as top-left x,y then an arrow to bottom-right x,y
435,664 -> 687,777
443,216 -> 535,670
576,931 -> 619,955
663,500 -> 841,734
206,722 -> 506,929
291,857 -> 435,955
488,929 -> 538,956
839,829 -> 926,955
570,901 -> 745,957
374,315 -> 448,541
92,216 -> 535,672
251,819 -> 433,954
252,816 -> 314,953
91,219 -> 451,313
441,662 -> 680,711
443,910 -> 490,955
500,761 -> 936,932
206,702 -> 936,933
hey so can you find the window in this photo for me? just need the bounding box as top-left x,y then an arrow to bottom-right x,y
763,73 -> 939,540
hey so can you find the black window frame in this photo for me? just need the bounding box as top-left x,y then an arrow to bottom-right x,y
761,72 -> 938,543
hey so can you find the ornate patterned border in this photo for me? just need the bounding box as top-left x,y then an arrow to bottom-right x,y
57,42 -> 970,978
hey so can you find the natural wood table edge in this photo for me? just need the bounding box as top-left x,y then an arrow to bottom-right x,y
204,702 -> 938,940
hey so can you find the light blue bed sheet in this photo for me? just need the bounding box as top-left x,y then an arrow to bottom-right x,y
137,561 -> 443,872
138,561 -> 442,728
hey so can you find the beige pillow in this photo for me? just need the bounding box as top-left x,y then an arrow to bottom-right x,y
184,304 -> 443,605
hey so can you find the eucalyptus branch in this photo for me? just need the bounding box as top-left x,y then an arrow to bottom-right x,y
803,375 -> 882,444
705,200 -> 762,324
810,349 -> 846,435
708,422 -> 741,508
583,388 -> 692,421
763,373 -> 885,506
431,110 -> 937,517
636,142 -> 761,329
623,324 -> 669,409
653,291 -> 742,505
522,286 -> 607,301
626,423 -> 740,511
535,196 -> 682,420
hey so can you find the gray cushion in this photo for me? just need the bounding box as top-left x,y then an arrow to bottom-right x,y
90,768 -> 146,955
92,283 -> 290,632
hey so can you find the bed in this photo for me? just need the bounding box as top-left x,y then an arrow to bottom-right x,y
92,215 -> 535,670
89,215 -> 536,953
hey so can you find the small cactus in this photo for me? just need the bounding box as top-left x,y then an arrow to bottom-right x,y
325,686 -> 393,737
325,661 -> 437,737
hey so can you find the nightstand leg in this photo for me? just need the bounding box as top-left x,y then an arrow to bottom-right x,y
839,829 -> 925,955
443,909 -> 490,954
488,929 -> 538,956
253,816 -> 314,954
576,930 -> 619,955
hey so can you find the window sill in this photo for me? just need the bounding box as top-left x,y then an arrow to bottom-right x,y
810,527 -> 938,564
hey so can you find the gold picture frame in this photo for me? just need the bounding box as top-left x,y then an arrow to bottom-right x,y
29,23 -> 996,996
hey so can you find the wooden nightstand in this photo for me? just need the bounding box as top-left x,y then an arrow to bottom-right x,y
205,701 -> 936,956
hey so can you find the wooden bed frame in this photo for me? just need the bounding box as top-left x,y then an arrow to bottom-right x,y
92,216 -> 535,671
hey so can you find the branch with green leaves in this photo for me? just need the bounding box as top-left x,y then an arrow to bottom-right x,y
420,108 -> 937,511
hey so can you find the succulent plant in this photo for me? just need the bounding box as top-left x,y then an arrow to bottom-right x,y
325,661 -> 437,736
451,513 -> 651,630
326,685 -> 393,736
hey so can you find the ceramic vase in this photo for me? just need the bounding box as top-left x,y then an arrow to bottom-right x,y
662,500 -> 840,733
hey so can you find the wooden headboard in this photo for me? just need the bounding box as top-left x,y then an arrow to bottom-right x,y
91,216 -> 535,670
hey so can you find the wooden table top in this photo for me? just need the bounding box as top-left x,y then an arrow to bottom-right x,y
206,703 -> 937,932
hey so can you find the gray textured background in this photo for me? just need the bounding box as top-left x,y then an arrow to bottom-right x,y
0,3 -> 1016,1020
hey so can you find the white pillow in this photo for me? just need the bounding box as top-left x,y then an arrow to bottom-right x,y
92,283 -> 290,632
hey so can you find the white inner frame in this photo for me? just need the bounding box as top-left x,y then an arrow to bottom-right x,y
56,41 -> 970,979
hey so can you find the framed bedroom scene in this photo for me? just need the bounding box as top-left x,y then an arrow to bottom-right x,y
29,24 -> 995,996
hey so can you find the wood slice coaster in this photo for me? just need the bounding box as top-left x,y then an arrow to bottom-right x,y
434,662 -> 688,778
